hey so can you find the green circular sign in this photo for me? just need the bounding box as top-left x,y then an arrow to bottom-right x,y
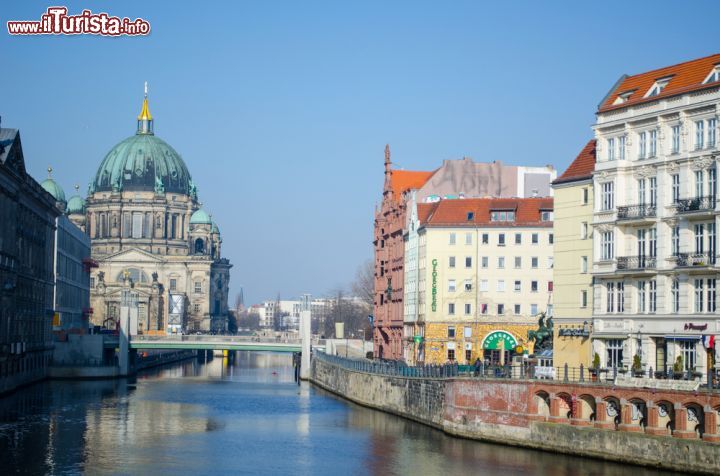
482,331 -> 518,350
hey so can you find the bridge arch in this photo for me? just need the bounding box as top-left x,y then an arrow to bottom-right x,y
534,390 -> 550,418
577,394 -> 596,421
685,402 -> 705,437
656,400 -> 675,435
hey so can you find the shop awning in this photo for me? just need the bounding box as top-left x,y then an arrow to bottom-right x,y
663,335 -> 702,341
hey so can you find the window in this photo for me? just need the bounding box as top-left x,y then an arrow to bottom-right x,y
704,66 -> 720,84
638,281 -> 646,313
498,233 -> 506,246
193,303 -> 200,313
695,279 -> 704,313
482,233 -> 489,244
465,256 -> 472,268
447,348 -> 455,361
465,232 -> 473,245
638,178 -> 646,204
581,256 -> 588,273
170,279 -> 177,291
695,224 -> 704,253
672,174 -> 680,203
497,256 -> 505,268
479,280 -> 488,292
481,256 -> 488,268
581,222 -> 588,239
606,339 -> 624,369
514,256 -> 521,268
464,303 -> 471,315
601,231 -> 614,260
464,280 -> 472,291
531,233 -> 539,244
497,280 -> 505,292
681,342 -> 696,371
671,226 -> 680,256
449,256 -> 456,268
531,281 -> 538,292
514,280 -> 521,292
541,210 -> 553,222
696,120 -> 705,150
671,279 -> 679,313
695,170 -> 704,198
582,188 -> 589,204
490,211 -> 516,222
448,279 -> 456,292
194,281 -> 202,293
448,303 -> 455,315
671,125 -> 681,153
581,290 -> 588,308
515,233 -> 522,244
549,233 -> 554,244
548,281 -> 554,292
639,131 -> 647,159
464,326 -> 472,338
617,282 -> 624,312
601,181 -> 614,210
607,137 -> 615,161
649,177 -> 657,207
548,257 -> 554,269
481,303 -> 488,314
606,282 -> 615,312
449,233 -> 456,245
649,280 -> 657,313
619,135 -> 626,160
710,166 -> 717,200
708,278 -> 717,312
531,257 -> 538,268
709,118 -> 717,148
649,129 -> 657,157
466,212 -> 474,221
514,304 -> 521,315
497,304 -> 505,315
448,326 -> 456,338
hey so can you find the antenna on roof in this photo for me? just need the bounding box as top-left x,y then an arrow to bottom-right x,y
144,81 -> 148,98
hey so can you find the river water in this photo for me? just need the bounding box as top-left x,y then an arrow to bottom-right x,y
0,352 -> 679,475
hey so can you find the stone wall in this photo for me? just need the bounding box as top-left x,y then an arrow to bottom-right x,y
311,357 -> 720,474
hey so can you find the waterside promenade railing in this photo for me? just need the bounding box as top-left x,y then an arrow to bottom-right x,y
314,351 -> 720,392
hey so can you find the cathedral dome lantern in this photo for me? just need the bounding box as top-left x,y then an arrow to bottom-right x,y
67,185 -> 86,215
41,166 -> 66,212
90,84 -> 193,195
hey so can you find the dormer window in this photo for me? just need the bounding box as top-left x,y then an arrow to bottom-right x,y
612,91 -> 634,105
466,212 -> 474,221
490,210 -> 515,222
704,65 -> 720,84
644,77 -> 672,98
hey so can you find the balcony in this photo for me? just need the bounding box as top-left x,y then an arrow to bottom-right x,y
674,196 -> 716,215
616,204 -> 656,221
675,252 -> 716,268
616,255 -> 656,271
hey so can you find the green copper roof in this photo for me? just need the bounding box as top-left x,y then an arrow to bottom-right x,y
41,178 -> 66,203
92,133 -> 193,194
211,221 -> 220,234
190,209 -> 212,225
66,195 -> 86,215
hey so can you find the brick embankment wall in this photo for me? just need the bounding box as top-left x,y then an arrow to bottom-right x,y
311,358 -> 720,475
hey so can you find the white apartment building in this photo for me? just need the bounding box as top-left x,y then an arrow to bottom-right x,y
591,54 -> 720,379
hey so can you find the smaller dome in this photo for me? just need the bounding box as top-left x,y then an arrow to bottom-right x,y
190,209 -> 212,225
67,195 -> 86,215
41,178 -> 66,203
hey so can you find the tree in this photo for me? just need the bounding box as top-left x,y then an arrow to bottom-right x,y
324,289 -> 372,340
351,259 -> 374,308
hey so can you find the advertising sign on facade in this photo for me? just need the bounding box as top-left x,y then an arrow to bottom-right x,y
431,259 -> 438,312
482,330 -> 518,350
168,294 -> 184,331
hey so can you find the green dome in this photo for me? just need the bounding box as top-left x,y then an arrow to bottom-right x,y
211,222 -> 220,234
190,209 -> 212,225
92,134 -> 193,194
41,178 -> 66,203
67,195 -> 86,215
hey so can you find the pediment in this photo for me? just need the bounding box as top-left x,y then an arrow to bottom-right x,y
99,247 -> 165,264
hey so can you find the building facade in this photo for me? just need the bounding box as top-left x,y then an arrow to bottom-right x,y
83,90 -> 231,333
551,140 -> 596,369
374,146 -> 556,360
0,126 -> 60,394
407,197 -> 554,365
591,54 -> 720,379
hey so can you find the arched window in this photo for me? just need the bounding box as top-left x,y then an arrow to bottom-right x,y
195,238 -> 205,254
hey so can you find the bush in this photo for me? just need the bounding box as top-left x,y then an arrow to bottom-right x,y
592,352 -> 601,370
632,354 -> 642,372
672,355 -> 683,373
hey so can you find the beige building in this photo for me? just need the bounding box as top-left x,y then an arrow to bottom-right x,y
408,197 -> 554,365
551,140 -> 596,369
82,90 -> 231,333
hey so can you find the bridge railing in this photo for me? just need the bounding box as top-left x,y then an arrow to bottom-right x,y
130,334 -> 303,345
313,352 -> 720,392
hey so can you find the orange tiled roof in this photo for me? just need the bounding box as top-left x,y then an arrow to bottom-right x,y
422,197 -> 553,228
417,202 -> 438,225
599,53 -> 720,112
390,170 -> 434,197
553,140 -> 596,185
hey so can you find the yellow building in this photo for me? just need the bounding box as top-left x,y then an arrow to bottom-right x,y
411,197 -> 555,365
551,140 -> 596,368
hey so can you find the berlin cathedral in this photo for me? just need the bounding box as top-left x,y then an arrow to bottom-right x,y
45,88 -> 232,333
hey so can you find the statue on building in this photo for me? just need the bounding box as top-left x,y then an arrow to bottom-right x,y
528,312 -> 554,351
154,175 -> 165,194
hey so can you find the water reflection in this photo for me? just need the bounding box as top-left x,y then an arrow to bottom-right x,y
0,352 -> 683,475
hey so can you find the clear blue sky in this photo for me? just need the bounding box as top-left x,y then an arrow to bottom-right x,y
2,1 -> 719,304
